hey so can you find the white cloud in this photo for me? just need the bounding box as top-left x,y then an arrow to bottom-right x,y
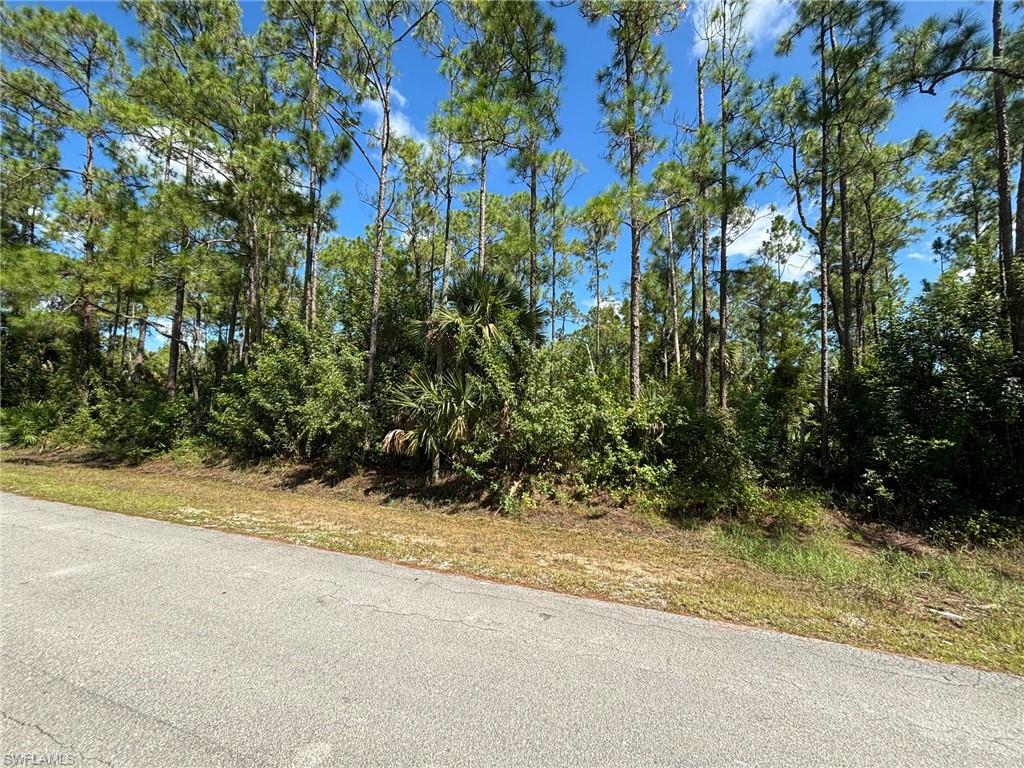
123,127 -> 226,183
905,251 -> 931,262
604,298 -> 624,318
690,0 -> 795,58
582,295 -> 623,318
360,94 -> 427,145
727,205 -> 777,256
583,293 -> 618,308
728,203 -> 815,282
957,267 -> 975,281
391,111 -> 425,143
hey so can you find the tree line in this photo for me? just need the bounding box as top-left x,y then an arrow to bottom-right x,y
2,0 -> 1022,543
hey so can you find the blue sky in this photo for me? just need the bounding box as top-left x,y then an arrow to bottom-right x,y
20,0 -> 1008,309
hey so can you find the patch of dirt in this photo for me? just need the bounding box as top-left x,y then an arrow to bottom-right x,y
842,516 -> 939,557
3,449 -> 687,541
982,545 -> 1024,580
3,446 -> 110,466
2,449 -> 964,559
520,498 -> 688,540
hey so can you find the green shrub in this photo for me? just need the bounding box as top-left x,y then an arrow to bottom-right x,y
91,381 -> 188,462
657,397 -> 761,516
836,271 -> 1023,541
384,368 -> 488,471
209,322 -> 366,463
929,509 -> 1021,550
0,401 -> 62,448
746,489 -> 828,533
0,313 -> 78,408
500,349 -> 630,477
46,403 -> 100,448
733,354 -> 815,484
0,399 -> 99,451
165,436 -> 219,467
492,478 -> 532,517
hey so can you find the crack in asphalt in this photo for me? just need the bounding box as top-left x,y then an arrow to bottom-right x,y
1,709 -> 114,768
1,653 -> 260,766
4,493 -> 1022,768
11,501 -> 1020,698
801,645 -> 1024,693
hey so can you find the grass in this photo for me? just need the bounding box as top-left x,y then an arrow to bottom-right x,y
2,452 -> 1022,675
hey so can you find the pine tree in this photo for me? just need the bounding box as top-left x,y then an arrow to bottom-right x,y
500,2 -> 565,313
579,190 -> 619,366
698,0 -> 760,410
264,0 -> 353,331
582,0 -> 679,399
339,0 -> 440,397
1,5 -> 126,369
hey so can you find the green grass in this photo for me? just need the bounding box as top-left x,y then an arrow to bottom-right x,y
2,453 -> 1022,675
714,526 -> 862,585
716,523 -> 1024,605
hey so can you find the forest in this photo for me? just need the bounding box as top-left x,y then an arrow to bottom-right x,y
1,0 -> 1022,547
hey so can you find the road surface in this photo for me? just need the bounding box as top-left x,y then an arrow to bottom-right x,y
1,492 -> 1021,767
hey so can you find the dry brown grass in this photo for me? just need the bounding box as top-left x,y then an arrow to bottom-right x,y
2,451 -> 1021,675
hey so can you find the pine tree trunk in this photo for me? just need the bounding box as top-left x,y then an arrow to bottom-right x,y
411,222 -> 421,289
662,329 -> 669,380
689,223 -> 698,377
436,134 -> 455,384
857,197 -> 876,364
838,170 -> 854,372
831,22 -> 855,379
666,208 -> 682,378
166,275 -> 186,396
432,140 -> 454,479
440,137 -> 454,308
241,212 -> 263,365
427,237 -> 436,315
110,288 -> 121,360
226,285 -> 239,374
551,235 -> 557,344
301,25 -> 320,331
594,247 -> 601,364
80,123 -> 98,364
366,87 -> 391,398
302,166 -> 319,329
994,0 -> 1023,353
698,58 -> 713,410
119,295 -> 131,370
718,47 -> 729,411
972,182 -> 982,243
190,302 -> 202,430
856,270 -> 866,363
1015,147 -> 1024,264
169,147 -> 196,391
529,153 -> 539,313
869,279 -> 880,346
756,305 -> 766,360
478,148 -> 488,271
131,310 -> 147,382
818,15 -> 831,476
625,33 -> 641,400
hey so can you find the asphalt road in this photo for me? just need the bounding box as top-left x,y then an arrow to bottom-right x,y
1,492 -> 1022,767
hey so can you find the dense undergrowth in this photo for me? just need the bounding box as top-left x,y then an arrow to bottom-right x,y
3,265 -> 1023,549
2,1 -> 1023,558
